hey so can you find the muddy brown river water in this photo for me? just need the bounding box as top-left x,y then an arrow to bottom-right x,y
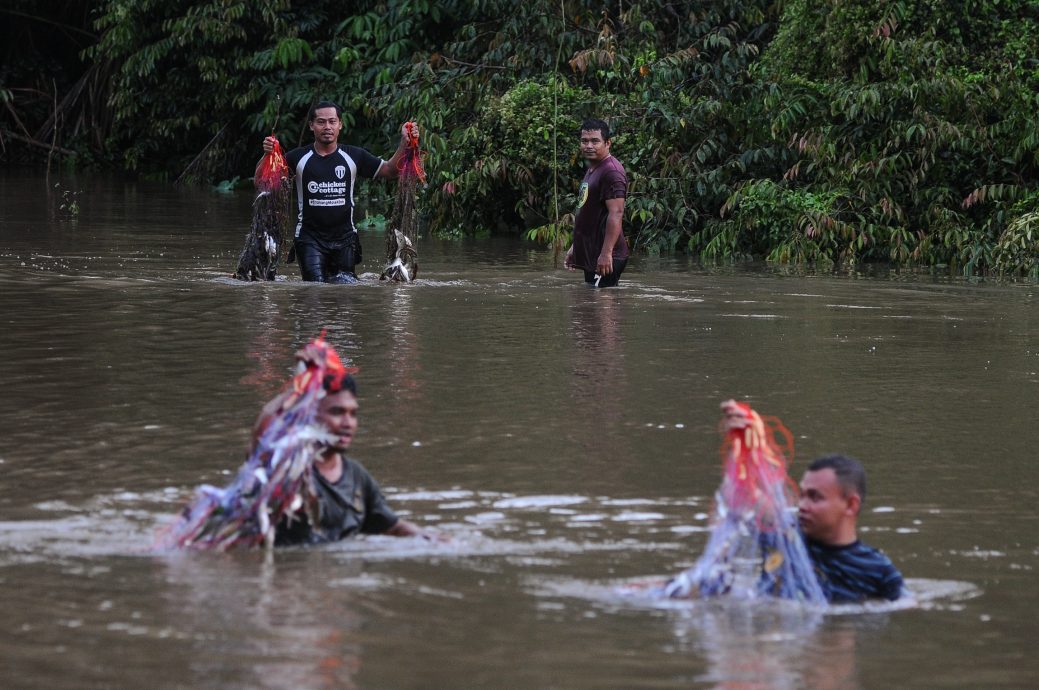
0,173 -> 1036,688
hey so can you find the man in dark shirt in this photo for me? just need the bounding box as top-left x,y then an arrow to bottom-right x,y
261,100 -> 415,283
798,454 -> 905,602
273,361 -> 430,545
564,118 -> 630,288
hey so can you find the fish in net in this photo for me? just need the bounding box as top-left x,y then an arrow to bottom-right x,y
663,400 -> 826,604
381,122 -> 424,282
156,335 -> 355,550
233,136 -> 290,281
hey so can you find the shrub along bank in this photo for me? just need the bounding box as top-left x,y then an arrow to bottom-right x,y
2,1 -> 1036,277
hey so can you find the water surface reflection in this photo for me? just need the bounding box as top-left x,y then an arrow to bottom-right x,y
0,173 -> 1036,688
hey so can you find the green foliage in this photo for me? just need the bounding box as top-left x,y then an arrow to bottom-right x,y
428,78 -> 592,236
212,176 -> 241,193
87,0 -> 350,174
990,194 -> 1039,279
361,212 -> 388,231
526,214 -> 574,260
742,0 -> 1039,277
5,0 -> 1038,278
708,180 -> 849,264
608,2 -> 785,254
54,182 -> 82,218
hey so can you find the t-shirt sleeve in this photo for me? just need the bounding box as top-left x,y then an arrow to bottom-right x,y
600,166 -> 627,201
345,145 -> 384,179
877,558 -> 905,601
285,146 -> 305,171
358,468 -> 399,534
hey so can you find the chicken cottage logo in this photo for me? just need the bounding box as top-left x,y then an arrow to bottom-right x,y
308,180 -> 348,195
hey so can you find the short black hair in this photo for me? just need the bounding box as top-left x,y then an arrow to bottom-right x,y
579,118 -> 612,141
323,371 -> 357,396
807,454 -> 867,504
309,100 -> 342,122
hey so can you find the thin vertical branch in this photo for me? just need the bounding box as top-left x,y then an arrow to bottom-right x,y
551,0 -> 567,264
46,79 -> 58,185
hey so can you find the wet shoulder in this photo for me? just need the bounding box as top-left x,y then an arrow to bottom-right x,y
849,540 -> 897,566
340,456 -> 378,488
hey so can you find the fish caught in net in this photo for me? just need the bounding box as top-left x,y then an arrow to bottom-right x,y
663,400 -> 826,604
233,136 -> 291,281
156,335 -> 355,550
381,121 -> 424,282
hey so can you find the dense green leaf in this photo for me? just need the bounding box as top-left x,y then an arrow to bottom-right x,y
2,0 -> 1037,277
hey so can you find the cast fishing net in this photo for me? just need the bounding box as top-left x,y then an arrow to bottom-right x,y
381,121 -> 424,282
233,136 -> 291,281
157,336 -> 355,550
663,400 -> 826,604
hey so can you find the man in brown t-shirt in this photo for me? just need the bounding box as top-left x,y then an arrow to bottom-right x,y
564,118 -> 630,287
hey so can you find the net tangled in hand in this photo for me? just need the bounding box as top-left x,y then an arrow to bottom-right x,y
157,335 -> 356,550
234,137 -> 291,281
382,122 -> 424,282
664,400 -> 826,604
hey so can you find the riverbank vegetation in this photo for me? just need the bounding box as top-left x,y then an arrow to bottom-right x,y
3,1 -> 1037,278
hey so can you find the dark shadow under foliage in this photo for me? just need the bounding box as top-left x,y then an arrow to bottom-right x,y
3,0 -> 1036,278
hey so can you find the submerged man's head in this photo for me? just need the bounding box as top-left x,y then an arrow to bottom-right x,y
798,454 -> 866,545
318,386 -> 359,452
316,340 -> 358,452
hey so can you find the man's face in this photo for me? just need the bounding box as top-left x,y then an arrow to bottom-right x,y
317,389 -> 358,451
579,129 -> 611,163
309,107 -> 342,146
798,468 -> 855,543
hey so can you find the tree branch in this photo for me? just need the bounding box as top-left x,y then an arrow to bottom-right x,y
0,129 -> 76,156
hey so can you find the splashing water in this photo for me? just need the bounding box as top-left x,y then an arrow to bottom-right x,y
156,336 -> 352,550
662,400 -> 826,604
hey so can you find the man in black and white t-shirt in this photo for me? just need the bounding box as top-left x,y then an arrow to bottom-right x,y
262,100 -> 413,282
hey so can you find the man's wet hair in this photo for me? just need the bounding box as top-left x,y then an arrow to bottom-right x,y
324,372 -> 357,396
579,118 -> 612,142
808,454 -> 867,504
309,100 -> 342,122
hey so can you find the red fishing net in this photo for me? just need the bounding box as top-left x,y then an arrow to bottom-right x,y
158,335 -> 356,550
255,137 -> 289,193
234,137 -> 291,281
663,400 -> 826,603
381,122 -> 424,282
